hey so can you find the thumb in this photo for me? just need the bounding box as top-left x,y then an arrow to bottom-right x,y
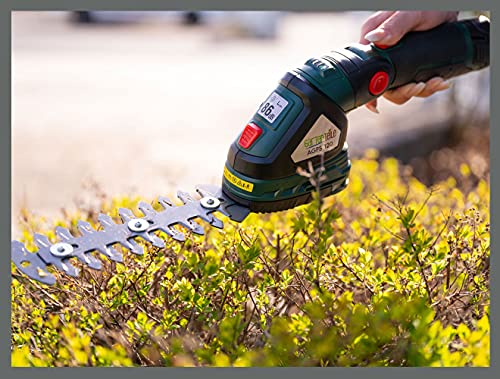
364,11 -> 422,46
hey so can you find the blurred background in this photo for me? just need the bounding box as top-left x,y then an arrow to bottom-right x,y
11,11 -> 490,234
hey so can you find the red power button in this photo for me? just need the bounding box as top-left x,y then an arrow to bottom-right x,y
369,71 -> 390,96
238,123 -> 263,149
374,43 -> 390,50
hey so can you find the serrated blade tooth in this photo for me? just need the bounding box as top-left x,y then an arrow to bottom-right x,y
77,220 -> 95,234
140,232 -> 165,249
138,201 -> 156,217
195,188 -> 211,198
80,253 -> 102,270
209,216 -> 224,229
54,261 -> 80,277
98,213 -> 116,228
33,233 -> 51,249
97,246 -> 123,262
195,212 -> 225,229
174,234 -> 186,242
107,246 -> 124,262
170,230 -> 186,242
118,208 -> 135,223
177,190 -> 195,204
11,241 -> 56,285
179,219 -> 205,235
190,220 -> 205,235
45,258 -> 80,277
156,225 -> 185,242
195,184 -> 219,198
158,196 -> 173,209
120,238 -> 144,255
55,226 -> 74,241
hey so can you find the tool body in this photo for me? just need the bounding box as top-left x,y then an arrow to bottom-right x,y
12,18 -> 490,285
222,18 -> 490,212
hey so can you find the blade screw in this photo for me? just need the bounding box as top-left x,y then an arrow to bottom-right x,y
50,242 -> 74,257
201,196 -> 220,209
127,218 -> 149,232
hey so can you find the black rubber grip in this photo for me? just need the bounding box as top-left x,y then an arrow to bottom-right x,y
384,17 -> 490,89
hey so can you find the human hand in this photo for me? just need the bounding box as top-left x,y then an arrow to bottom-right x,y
359,11 -> 459,113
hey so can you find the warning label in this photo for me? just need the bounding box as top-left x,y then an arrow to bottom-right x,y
291,114 -> 341,163
224,166 -> 254,192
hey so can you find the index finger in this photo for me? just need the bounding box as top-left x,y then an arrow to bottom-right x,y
359,11 -> 395,44
373,11 -> 423,46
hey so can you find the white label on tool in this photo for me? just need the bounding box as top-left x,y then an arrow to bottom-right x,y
291,114 -> 341,163
257,91 -> 288,123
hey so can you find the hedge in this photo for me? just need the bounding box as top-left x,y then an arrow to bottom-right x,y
11,151 -> 490,366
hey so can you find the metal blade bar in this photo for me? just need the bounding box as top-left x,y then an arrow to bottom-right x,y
11,185 -> 250,285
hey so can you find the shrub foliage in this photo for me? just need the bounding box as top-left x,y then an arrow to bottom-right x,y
11,153 -> 490,366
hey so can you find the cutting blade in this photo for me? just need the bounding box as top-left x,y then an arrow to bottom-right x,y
11,185 -> 251,285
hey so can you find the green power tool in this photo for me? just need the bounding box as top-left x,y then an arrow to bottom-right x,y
12,17 -> 490,285
222,17 -> 490,212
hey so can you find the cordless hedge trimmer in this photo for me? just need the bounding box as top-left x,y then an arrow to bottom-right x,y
12,18 -> 490,285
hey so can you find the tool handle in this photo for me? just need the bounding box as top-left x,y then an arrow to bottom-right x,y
383,17 -> 490,89
316,17 -> 490,111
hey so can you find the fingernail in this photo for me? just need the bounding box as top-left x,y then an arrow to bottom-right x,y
366,103 -> 379,114
409,82 -> 426,96
436,81 -> 451,91
364,28 -> 387,43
